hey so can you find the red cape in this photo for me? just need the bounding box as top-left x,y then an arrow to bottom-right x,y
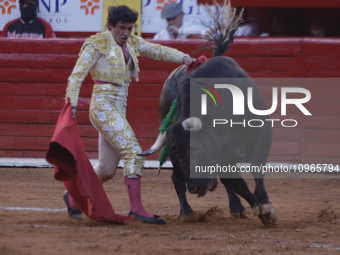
46,99 -> 133,223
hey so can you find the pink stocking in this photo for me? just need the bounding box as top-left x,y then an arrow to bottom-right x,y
124,176 -> 153,218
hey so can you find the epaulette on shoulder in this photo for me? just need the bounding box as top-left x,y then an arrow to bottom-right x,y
128,34 -> 140,50
81,32 -> 111,55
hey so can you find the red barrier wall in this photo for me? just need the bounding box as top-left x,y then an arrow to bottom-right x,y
0,37 -> 339,164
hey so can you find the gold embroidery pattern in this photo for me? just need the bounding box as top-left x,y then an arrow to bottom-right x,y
65,30 -> 191,177
137,36 -> 187,64
81,32 -> 111,55
108,46 -> 125,84
66,44 -> 100,106
128,34 -> 140,50
90,85 -> 144,177
90,70 -> 132,84
66,31 -> 187,107
65,31 -> 190,177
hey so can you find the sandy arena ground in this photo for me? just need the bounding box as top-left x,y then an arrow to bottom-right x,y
0,167 -> 339,255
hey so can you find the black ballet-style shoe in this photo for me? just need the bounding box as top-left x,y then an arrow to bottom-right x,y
63,191 -> 82,219
128,212 -> 166,225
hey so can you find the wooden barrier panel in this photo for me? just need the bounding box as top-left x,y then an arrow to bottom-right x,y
0,37 -> 339,164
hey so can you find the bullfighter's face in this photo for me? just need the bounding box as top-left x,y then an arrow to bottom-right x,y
108,21 -> 134,46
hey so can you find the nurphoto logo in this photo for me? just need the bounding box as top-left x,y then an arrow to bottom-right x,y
197,81 -> 312,128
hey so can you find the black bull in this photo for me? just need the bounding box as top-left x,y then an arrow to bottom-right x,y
140,56 -> 277,225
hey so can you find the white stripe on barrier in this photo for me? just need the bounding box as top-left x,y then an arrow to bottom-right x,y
0,158 -> 173,169
0,206 -> 66,212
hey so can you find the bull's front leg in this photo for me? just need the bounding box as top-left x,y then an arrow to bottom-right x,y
252,171 -> 277,225
220,178 -> 247,218
220,177 -> 254,219
171,170 -> 194,220
250,129 -> 277,225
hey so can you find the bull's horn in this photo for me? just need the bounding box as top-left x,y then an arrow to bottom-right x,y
182,117 -> 203,132
137,132 -> 167,156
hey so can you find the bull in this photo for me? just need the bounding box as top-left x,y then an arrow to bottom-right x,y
139,2 -> 277,225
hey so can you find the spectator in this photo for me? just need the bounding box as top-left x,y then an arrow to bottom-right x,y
153,3 -> 207,40
310,17 -> 327,37
1,0 -> 55,38
237,21 -> 260,36
236,8 -> 261,36
271,13 -> 289,36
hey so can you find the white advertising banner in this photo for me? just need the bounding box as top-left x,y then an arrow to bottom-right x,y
0,0 -> 213,33
0,0 -> 103,32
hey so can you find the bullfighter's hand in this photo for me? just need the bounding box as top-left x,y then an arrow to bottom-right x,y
183,56 -> 195,66
72,106 -> 77,119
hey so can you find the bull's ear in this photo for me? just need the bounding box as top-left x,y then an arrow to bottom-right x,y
182,117 -> 202,132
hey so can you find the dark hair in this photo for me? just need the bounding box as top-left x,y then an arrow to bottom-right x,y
107,5 -> 138,28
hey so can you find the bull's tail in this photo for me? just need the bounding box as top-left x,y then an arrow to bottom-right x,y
199,0 -> 244,57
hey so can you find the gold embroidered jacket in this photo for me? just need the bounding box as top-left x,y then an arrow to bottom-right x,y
66,30 -> 188,107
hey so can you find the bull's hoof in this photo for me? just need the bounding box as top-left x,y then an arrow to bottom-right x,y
179,207 -> 195,221
253,205 -> 261,216
259,208 -> 277,225
253,203 -> 277,225
230,210 -> 247,219
180,213 -> 193,221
